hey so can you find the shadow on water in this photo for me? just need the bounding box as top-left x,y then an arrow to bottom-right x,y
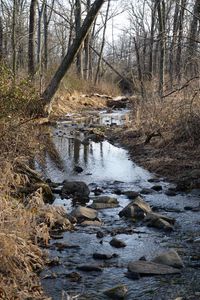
39,110 -> 200,300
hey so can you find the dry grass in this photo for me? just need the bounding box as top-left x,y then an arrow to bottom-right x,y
131,78 -> 200,146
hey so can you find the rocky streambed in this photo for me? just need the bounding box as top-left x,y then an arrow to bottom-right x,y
38,106 -> 200,300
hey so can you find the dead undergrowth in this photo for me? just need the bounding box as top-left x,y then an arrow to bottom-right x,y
110,78 -> 200,182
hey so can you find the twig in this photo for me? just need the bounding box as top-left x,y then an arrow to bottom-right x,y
162,76 -> 199,98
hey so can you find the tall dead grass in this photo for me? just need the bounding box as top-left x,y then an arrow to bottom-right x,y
132,78 -> 200,147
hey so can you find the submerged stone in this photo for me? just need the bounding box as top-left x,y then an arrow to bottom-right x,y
128,260 -> 181,276
104,285 -> 128,299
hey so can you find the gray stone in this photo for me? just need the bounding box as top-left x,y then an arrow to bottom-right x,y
123,191 -> 139,199
144,212 -> 175,225
110,238 -> 126,248
93,253 -> 118,260
128,260 -> 181,275
71,206 -> 97,222
77,265 -> 102,272
104,285 -> 128,299
61,181 -> 90,200
119,196 -> 151,219
152,250 -> 184,269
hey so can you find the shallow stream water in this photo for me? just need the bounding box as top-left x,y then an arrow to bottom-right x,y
40,109 -> 200,300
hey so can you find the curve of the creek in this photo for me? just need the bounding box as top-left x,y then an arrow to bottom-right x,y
38,109 -> 200,300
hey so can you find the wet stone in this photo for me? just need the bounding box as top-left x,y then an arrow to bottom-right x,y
65,272 -> 82,282
104,285 -> 128,299
152,249 -> 184,269
140,188 -> 155,195
93,253 -> 118,260
151,185 -> 163,191
96,231 -> 104,238
71,206 -> 98,223
110,238 -> 126,248
128,260 -> 181,276
77,265 -> 102,272
123,191 -> 139,199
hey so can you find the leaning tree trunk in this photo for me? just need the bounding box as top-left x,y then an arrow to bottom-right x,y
42,0 -> 105,107
28,0 -> 37,78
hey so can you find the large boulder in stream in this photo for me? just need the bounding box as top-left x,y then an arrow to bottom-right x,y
119,196 -> 151,219
61,181 -> 90,200
71,206 -> 98,223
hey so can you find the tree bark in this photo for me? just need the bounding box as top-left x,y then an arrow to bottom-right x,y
28,0 -> 37,78
95,0 -> 110,84
0,16 -> 3,60
42,0 -> 105,105
157,0 -> 166,97
12,0 -> 17,82
75,0 -> 83,78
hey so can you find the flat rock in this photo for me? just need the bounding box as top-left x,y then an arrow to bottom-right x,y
128,260 -> 181,275
93,196 -> 119,204
90,202 -> 119,209
110,238 -> 126,248
144,212 -> 175,225
77,265 -> 102,272
71,206 -> 97,222
80,220 -> 102,226
152,250 -> 184,269
104,285 -> 128,299
146,217 -> 174,231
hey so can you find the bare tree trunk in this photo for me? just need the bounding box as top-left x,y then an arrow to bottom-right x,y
0,16 -> 3,60
42,0 -> 105,106
12,0 -> 17,82
149,1 -> 157,79
28,0 -> 37,78
95,0 -> 110,84
37,1 -> 45,65
44,0 -> 55,71
75,0 -> 83,78
187,0 -> 200,75
134,37 -> 145,99
84,0 -> 91,80
157,0 -> 166,97
176,0 -> 186,83
169,1 -> 180,88
43,1 -> 48,71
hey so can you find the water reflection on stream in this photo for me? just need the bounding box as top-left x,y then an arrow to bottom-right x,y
40,110 -> 200,300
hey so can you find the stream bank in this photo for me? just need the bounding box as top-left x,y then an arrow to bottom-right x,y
38,101 -> 200,300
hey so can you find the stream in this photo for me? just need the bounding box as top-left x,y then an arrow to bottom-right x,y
39,108 -> 200,300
